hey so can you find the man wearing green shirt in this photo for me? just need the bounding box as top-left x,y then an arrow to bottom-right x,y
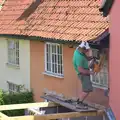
73,41 -> 94,102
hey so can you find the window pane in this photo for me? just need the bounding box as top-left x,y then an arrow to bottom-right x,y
58,64 -> 63,74
55,63 -> 57,73
52,44 -> 56,53
47,62 -> 51,71
52,54 -> 55,63
16,41 -> 19,50
60,65 -> 63,74
58,55 -> 62,64
58,65 -> 61,74
47,53 -> 51,63
16,58 -> 19,65
52,63 -> 55,73
59,45 -> 62,54
16,50 -> 19,58
16,86 -> 20,92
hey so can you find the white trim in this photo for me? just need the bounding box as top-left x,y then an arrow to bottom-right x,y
42,72 -> 64,79
44,42 -> 64,77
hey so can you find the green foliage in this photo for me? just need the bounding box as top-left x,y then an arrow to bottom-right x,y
0,90 -> 34,116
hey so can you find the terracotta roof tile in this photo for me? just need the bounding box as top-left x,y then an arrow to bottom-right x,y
0,0 -> 109,41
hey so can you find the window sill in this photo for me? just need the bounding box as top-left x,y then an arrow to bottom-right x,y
6,63 -> 20,69
92,83 -> 108,90
42,72 -> 64,79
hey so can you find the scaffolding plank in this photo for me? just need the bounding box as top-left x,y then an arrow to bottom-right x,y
41,95 -> 97,112
0,102 -> 58,111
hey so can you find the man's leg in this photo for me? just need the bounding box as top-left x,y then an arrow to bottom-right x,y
77,74 -> 93,102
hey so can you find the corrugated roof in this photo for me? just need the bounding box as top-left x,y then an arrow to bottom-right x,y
0,0 -> 109,41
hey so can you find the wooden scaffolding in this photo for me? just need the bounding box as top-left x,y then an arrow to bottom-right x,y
0,90 -> 106,120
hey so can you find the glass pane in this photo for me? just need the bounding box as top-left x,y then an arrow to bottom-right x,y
95,75 -> 100,84
9,83 -> 12,90
58,64 -> 63,74
16,50 -> 19,58
60,65 -> 63,74
100,72 -> 105,85
16,41 -> 19,50
8,40 -> 15,49
52,54 -> 55,63
46,44 -> 49,53
52,44 -> 56,53
103,73 -> 108,85
16,58 -> 19,65
16,86 -> 20,92
52,63 -> 55,73
47,53 -> 51,63
55,63 -> 57,73
55,54 -> 57,63
59,45 -> 62,54
57,45 -> 60,54
58,65 -> 61,74
47,62 -> 51,71
92,76 -> 96,82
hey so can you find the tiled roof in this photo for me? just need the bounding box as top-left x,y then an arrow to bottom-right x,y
0,0 -> 109,41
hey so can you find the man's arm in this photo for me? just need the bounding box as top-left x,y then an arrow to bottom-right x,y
78,66 -> 93,75
76,56 -> 94,75
86,56 -> 94,61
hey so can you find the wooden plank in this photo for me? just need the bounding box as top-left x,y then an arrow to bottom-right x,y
10,111 -> 104,120
41,95 -> 96,112
0,112 -> 9,120
10,115 -> 34,120
0,102 -> 58,111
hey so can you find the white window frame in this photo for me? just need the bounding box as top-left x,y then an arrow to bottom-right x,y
7,39 -> 19,66
7,81 -> 20,94
44,42 -> 64,77
90,49 -> 108,89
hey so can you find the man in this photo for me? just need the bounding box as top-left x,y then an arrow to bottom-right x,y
72,41 -> 94,103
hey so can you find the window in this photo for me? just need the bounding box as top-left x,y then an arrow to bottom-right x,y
7,81 -> 20,94
45,43 -> 63,77
7,40 -> 19,66
90,49 -> 108,88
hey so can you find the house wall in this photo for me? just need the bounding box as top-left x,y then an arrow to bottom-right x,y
0,38 -> 30,91
109,0 -> 120,119
30,40 -> 108,106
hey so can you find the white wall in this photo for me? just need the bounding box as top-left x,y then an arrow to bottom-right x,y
0,37 -> 30,91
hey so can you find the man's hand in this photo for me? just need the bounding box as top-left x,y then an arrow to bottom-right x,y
89,71 -> 95,75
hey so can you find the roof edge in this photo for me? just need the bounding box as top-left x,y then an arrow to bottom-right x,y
0,30 -> 109,46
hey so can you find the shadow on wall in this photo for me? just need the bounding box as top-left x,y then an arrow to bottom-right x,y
17,0 -> 44,20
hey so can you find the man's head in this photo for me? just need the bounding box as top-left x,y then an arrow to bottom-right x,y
78,41 -> 90,53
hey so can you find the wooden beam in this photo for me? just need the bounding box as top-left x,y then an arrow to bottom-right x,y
10,115 -> 34,120
0,102 -> 58,111
9,110 -> 104,120
0,112 -> 9,120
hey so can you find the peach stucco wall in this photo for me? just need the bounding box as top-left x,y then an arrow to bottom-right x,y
30,40 -> 108,106
109,0 -> 120,119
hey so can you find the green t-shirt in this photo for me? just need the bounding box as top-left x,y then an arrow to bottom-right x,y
72,49 -> 89,74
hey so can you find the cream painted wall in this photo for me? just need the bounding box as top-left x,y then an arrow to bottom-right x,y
0,37 -> 30,91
